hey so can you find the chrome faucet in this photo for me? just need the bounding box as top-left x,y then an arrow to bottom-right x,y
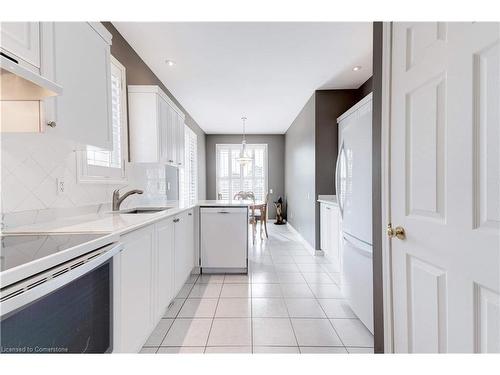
112,188 -> 144,211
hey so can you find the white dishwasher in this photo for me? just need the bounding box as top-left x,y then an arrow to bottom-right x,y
200,207 -> 248,273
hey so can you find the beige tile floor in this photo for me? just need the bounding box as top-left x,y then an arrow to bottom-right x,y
141,223 -> 374,354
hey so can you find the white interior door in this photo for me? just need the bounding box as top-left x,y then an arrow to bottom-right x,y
390,22 -> 500,353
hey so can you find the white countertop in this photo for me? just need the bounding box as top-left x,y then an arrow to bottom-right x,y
4,200 -> 253,236
317,195 -> 338,206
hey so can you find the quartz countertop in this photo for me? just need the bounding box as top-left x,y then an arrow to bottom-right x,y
3,200 -> 253,236
317,195 -> 338,206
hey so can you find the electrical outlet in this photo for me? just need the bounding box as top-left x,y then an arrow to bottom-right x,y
269,188 -> 273,194
56,177 -> 65,195
167,182 -> 171,191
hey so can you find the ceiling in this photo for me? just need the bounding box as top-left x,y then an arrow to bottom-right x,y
113,22 -> 373,134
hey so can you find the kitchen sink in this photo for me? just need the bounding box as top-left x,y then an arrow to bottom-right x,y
109,207 -> 173,214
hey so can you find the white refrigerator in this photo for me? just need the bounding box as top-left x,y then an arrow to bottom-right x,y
336,93 -> 373,333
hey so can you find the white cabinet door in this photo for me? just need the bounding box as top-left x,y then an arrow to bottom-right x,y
51,22 -> 112,149
320,204 -> 328,251
173,211 -> 187,294
117,225 -> 154,353
185,209 -> 195,273
0,22 -> 41,71
328,205 -> 341,272
155,219 -> 174,321
176,115 -> 185,167
320,203 -> 341,272
128,85 -> 184,166
128,90 -> 160,163
158,97 -> 170,163
166,105 -> 177,165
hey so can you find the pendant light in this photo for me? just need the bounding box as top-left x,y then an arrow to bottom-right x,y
236,116 -> 253,165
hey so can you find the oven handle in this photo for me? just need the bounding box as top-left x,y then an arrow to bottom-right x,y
0,242 -> 123,317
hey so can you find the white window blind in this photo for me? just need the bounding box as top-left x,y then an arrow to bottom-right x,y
216,144 -> 268,201
180,126 -> 198,205
82,56 -> 127,182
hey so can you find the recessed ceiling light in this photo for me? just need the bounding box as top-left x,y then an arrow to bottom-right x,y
166,59 -> 175,67
352,66 -> 362,71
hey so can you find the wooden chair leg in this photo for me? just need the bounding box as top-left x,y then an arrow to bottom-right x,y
264,218 -> 268,238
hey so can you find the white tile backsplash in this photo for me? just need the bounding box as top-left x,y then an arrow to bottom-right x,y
1,131 -> 169,228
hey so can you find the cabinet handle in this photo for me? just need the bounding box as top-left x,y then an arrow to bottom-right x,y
218,211 -> 230,214
47,121 -> 57,128
168,160 -> 174,163
173,218 -> 180,223
188,213 -> 192,216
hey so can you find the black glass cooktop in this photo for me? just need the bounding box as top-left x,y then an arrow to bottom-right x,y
0,233 -> 106,273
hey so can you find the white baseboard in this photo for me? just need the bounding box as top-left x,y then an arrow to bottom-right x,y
286,222 -> 324,256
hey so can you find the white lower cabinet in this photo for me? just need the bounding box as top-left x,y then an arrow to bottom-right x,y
154,218 -> 175,322
114,209 -> 195,353
173,209 -> 195,296
319,202 -> 341,271
115,225 -> 155,353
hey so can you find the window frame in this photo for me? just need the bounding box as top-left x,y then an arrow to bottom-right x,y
180,125 -> 198,205
76,55 -> 128,184
215,143 -> 268,201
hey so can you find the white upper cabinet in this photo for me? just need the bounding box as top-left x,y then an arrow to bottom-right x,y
0,22 -> 56,132
47,22 -> 113,149
176,114 -> 185,167
0,22 -> 41,71
166,102 -> 176,164
128,85 -> 185,166
1,22 -> 112,143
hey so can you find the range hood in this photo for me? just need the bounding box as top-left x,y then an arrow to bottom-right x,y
0,54 -> 62,100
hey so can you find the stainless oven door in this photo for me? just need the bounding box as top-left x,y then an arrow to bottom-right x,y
0,242 -> 122,354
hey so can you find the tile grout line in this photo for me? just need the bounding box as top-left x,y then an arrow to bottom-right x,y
278,251 -> 300,352
203,277 -> 223,352
250,271 -> 254,353
156,274 -> 199,352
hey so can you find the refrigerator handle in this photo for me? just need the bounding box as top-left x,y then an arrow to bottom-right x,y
335,142 -> 345,219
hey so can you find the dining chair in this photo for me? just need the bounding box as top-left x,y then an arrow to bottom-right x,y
252,193 -> 269,239
233,191 -> 258,243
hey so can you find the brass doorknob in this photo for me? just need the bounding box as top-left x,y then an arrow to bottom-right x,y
387,223 -> 406,240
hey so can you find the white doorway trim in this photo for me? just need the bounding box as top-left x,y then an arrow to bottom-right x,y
380,21 -> 394,354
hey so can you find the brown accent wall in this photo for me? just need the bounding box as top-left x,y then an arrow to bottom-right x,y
312,77 -> 373,249
357,76 -> 373,99
371,22 -> 384,354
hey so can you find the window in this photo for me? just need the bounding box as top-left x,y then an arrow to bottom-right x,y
179,126 -> 198,205
77,56 -> 128,183
216,144 -> 268,201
